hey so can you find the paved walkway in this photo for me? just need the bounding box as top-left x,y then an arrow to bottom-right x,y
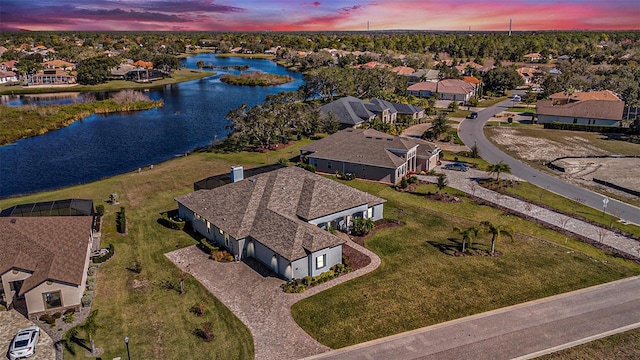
303,276 -> 640,360
0,310 -> 56,360
165,238 -> 381,360
418,165 -> 640,259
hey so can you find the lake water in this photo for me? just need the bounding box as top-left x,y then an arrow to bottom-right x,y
0,54 -> 304,198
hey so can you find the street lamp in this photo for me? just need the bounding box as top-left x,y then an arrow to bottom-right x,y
124,336 -> 130,360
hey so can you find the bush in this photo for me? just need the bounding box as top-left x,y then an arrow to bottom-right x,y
92,244 -> 115,263
87,265 -> 97,276
407,175 -> 418,184
159,214 -> 185,230
95,204 -> 105,217
277,157 -> 289,165
190,303 -> 205,317
507,117 -> 513,124
117,207 -> 126,233
40,313 -> 57,325
399,177 -> 408,189
352,217 -> 375,236
81,292 -> 93,307
195,322 -> 215,342
302,276 -> 312,286
63,311 -> 75,324
297,163 -> 316,173
199,240 -> 219,254
339,172 -> 356,181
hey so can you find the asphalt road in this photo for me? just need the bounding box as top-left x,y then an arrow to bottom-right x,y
304,276 -> 640,360
457,94 -> 640,226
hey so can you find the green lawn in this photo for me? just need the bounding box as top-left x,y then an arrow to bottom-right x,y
291,180 -> 640,349
477,96 -> 508,107
0,69 -> 214,95
537,328 -> 640,359
506,106 -> 536,113
0,139 -> 314,359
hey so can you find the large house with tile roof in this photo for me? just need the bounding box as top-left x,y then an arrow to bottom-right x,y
408,79 -> 476,102
300,128 -> 440,184
0,216 -> 94,317
176,166 -> 385,280
536,92 -> 625,126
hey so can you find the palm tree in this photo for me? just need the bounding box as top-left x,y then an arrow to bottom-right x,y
83,309 -> 99,354
436,173 -> 448,193
480,221 -> 514,255
453,226 -> 479,253
487,161 -> 511,183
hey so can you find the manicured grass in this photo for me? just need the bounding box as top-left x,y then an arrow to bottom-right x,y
436,108 -> 472,118
0,69 -> 214,95
440,151 -> 490,169
506,106 -> 536,113
220,72 -> 293,86
477,96 -> 508,107
215,53 -> 275,60
485,121 -> 536,127
500,181 -> 640,238
0,139 -> 314,359
537,327 -> 640,360
291,180 -> 640,349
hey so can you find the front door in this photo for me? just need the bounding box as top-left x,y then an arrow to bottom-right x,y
10,280 -> 24,299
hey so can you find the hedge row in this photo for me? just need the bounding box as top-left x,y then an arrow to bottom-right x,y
93,244 -> 115,264
116,207 -> 126,233
543,122 -> 626,133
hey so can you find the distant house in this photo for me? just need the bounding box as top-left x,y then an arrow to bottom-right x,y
300,128 -> 440,184
0,70 -> 18,84
320,96 -> 377,128
455,62 -> 492,75
556,55 -> 571,61
0,60 -> 17,72
524,53 -> 543,62
536,99 -> 624,126
408,79 -> 476,102
28,69 -> 76,86
176,166 -> 385,280
391,66 -> 415,76
516,67 -> 542,84
405,69 -> 440,84
369,98 -> 425,121
1,199 -> 95,317
42,60 -> 76,71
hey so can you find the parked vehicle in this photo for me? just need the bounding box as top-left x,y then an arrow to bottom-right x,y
443,162 -> 469,172
8,326 -> 40,360
467,112 -> 478,119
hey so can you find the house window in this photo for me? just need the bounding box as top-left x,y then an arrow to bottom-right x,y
367,207 -> 373,219
573,118 -> 578,124
43,291 -> 62,309
206,221 -> 211,234
316,254 -> 326,269
327,161 -> 332,169
219,228 -> 223,234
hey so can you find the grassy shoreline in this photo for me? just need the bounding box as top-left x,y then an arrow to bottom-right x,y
220,72 -> 293,86
215,53 -> 275,60
0,68 -> 214,95
0,99 -> 164,146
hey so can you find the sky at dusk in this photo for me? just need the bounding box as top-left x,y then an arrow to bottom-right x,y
1,0 -> 638,32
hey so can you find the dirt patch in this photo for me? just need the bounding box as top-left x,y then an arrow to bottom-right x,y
130,278 -> 149,289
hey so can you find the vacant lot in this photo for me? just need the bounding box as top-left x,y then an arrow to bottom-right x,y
291,181 -> 640,349
538,327 -> 640,360
485,127 -> 640,204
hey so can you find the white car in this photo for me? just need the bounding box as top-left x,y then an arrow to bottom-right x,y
8,326 -> 40,360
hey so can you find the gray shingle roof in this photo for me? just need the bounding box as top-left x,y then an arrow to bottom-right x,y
320,96 -> 376,125
300,128 -> 421,169
175,166 -> 384,261
0,217 -> 93,295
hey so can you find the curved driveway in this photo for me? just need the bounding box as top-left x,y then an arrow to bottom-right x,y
457,96 -> 640,226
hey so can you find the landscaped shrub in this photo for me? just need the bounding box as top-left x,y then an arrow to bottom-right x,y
407,175 -> 418,184
159,213 -> 185,230
87,265 -> 97,276
190,303 -> 205,317
63,310 -> 75,324
282,263 -> 350,293
95,205 -> 105,217
116,207 -> 126,233
199,240 -> 219,254
507,117 -> 513,124
40,313 -> 57,325
302,276 -> 312,286
81,292 -> 93,307
339,172 -> 356,181
92,244 -> 115,263
297,163 -> 316,173
195,322 -> 215,342
399,177 -> 408,189
85,278 -> 96,291
211,250 -> 233,262
352,217 -> 375,236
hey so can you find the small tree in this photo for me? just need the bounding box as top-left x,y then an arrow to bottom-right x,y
453,226 -> 479,253
486,161 -> 511,183
470,142 -> 479,159
196,60 -> 205,72
83,310 -> 99,354
480,221 -> 514,255
436,173 -> 448,193
448,100 -> 459,112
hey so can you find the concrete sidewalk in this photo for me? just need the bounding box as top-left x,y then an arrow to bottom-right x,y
303,276 -> 640,360
418,167 -> 640,259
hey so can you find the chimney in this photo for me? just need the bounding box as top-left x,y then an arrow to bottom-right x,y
230,165 -> 244,183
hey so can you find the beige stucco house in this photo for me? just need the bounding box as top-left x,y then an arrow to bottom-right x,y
0,216 -> 94,318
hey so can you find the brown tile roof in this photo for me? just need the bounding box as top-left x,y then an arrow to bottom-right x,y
463,76 -> 480,85
437,79 -> 476,95
549,90 -> 621,102
392,66 -> 415,75
0,217 -> 93,295
176,167 -> 384,261
536,99 -> 625,121
301,128 -> 421,169
407,82 -> 437,92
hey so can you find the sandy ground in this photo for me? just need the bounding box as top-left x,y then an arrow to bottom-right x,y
488,126 -> 640,199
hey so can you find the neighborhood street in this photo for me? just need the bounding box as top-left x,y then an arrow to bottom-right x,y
457,96 -> 640,226
303,276 -> 640,360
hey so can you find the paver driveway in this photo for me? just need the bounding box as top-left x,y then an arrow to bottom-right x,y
0,310 -> 55,360
166,239 -> 380,360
